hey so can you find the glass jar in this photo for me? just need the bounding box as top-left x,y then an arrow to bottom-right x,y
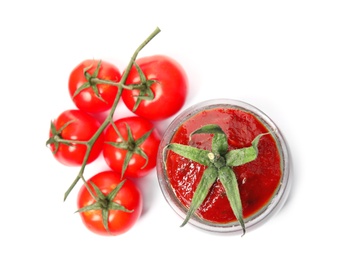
156,99 -> 292,234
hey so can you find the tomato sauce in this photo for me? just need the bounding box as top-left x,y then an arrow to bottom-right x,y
165,107 -> 282,223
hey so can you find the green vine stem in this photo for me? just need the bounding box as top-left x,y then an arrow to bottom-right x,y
63,27 -> 161,201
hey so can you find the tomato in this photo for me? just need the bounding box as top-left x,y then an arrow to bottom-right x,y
77,171 -> 143,236
47,109 -> 104,166
122,55 -> 188,121
68,60 -> 121,113
103,116 -> 161,178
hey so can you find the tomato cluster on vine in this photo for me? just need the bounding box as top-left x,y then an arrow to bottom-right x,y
46,28 -> 188,236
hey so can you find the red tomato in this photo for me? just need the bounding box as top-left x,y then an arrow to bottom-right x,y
122,55 -> 188,121
68,60 -> 121,113
77,171 -> 143,236
103,116 -> 161,178
47,109 -> 104,166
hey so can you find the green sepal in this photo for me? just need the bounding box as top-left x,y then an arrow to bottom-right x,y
76,203 -> 102,212
181,166 -> 218,227
101,209 -> 110,233
91,181 -> 106,201
72,81 -> 90,99
107,180 -> 133,213
164,143 -> 211,166
190,124 -> 228,156
225,133 -> 269,167
190,124 -> 225,136
218,166 -> 245,236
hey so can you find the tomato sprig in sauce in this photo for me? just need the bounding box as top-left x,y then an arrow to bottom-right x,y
164,107 -> 282,235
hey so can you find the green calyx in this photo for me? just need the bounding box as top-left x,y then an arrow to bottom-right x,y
46,120 -> 77,154
76,180 -> 133,235
164,124 -> 269,236
126,62 -> 156,112
106,121 -> 152,178
72,60 -> 107,103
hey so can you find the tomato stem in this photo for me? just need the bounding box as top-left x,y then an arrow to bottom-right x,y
63,27 -> 161,201
54,136 -> 88,145
89,78 -> 123,88
90,78 -> 147,91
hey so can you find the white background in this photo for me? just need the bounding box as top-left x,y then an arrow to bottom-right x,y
1,0 -> 356,259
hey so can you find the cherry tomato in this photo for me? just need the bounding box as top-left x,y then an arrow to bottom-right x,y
68,60 -> 121,113
47,109 -> 104,166
103,116 -> 161,178
77,171 -> 143,236
122,55 -> 188,121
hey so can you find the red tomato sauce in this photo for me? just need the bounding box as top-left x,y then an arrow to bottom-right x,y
165,107 -> 282,223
